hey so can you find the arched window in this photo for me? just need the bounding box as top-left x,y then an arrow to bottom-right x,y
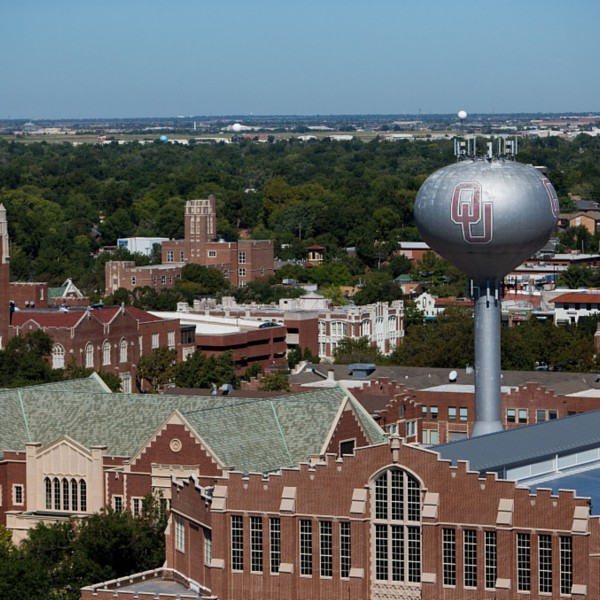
361,319 -> 371,337
85,343 -> 94,369
372,468 -> 421,584
71,479 -> 78,511
45,477 -> 52,510
52,344 -> 65,369
102,340 -> 111,366
62,478 -> 69,510
119,339 -> 128,363
53,478 -> 60,510
80,480 -> 87,512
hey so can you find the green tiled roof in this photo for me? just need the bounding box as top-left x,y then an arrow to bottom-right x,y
48,286 -> 67,299
0,379 -> 385,474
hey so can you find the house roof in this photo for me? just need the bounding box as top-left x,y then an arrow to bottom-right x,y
11,311 -> 85,328
552,292 -> 600,304
0,380 -> 385,474
436,410 -> 600,474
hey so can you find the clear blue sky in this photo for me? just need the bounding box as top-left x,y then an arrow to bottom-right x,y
1,0 -> 599,119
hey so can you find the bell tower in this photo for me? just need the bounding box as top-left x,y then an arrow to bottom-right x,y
0,204 -> 9,347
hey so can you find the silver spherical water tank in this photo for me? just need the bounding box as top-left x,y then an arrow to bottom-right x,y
414,159 -> 559,436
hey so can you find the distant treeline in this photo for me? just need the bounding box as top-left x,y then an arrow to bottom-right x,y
0,135 -> 598,296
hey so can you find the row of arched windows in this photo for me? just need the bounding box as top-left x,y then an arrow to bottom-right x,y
44,477 -> 87,512
51,340 -> 129,370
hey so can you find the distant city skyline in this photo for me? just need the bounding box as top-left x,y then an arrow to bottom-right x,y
2,0 -> 599,119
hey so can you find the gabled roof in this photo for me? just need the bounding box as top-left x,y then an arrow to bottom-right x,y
11,311 -> 86,328
436,410 -> 600,474
0,380 -> 385,474
552,292 -> 600,304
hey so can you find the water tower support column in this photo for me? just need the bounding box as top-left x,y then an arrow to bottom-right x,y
472,278 -> 503,436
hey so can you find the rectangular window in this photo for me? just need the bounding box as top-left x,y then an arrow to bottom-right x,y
375,523 -> 388,580
13,484 -> 24,506
167,331 -> 175,349
166,250 -> 174,263
179,251 -> 185,262
175,514 -> 185,553
204,528 -> 212,566
391,524 -> 404,582
208,250 -> 217,258
250,516 -> 263,573
560,536 -> 572,595
507,408 -> 516,423
340,522 -> 351,578
161,275 -> 166,284
536,409 -> 546,422
448,406 -> 457,420
539,534 -> 552,593
517,533 -> 531,592
300,520 -> 313,576
239,268 -> 246,277
231,515 -> 244,571
131,276 -> 136,286
464,529 -> 477,588
270,517 -> 281,574
485,531 -> 497,589
459,407 -> 468,421
114,495 -> 123,512
518,409 -> 528,424
132,497 -> 142,517
151,333 -> 159,349
421,406 -> 428,418
548,410 -> 558,419
442,528 -> 456,586
239,251 -> 246,264
320,521 -> 333,577
408,526 -> 421,583
430,406 -> 438,419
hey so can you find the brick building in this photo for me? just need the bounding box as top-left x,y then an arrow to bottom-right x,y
161,196 -> 274,287
105,196 -> 274,296
0,379 -> 380,545
10,305 -> 187,393
83,412 -> 598,600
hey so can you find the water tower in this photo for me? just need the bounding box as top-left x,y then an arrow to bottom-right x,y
414,138 -> 559,436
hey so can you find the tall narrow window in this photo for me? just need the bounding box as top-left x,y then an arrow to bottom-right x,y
175,514 -> 185,552
485,531 -> 497,589
62,479 -> 69,510
45,478 -> 52,510
320,521 -> 333,577
340,522 -> 351,578
54,478 -> 60,510
119,339 -> 128,363
442,528 -> 456,586
560,536 -> 573,595
102,340 -> 111,365
80,480 -> 87,511
300,520 -> 313,575
71,479 -> 78,511
250,516 -> 263,573
204,528 -> 212,566
373,468 -> 421,583
52,344 -> 65,369
85,343 -> 94,368
270,518 -> 281,574
538,534 -> 552,593
517,533 -> 531,592
464,529 -> 477,588
231,515 -> 244,571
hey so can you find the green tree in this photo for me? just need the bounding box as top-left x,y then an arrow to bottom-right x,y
333,337 -> 382,364
174,350 -> 239,389
258,370 -> 291,392
137,347 -> 177,392
0,330 -> 62,388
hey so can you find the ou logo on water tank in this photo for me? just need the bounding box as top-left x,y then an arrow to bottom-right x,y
450,182 -> 493,244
